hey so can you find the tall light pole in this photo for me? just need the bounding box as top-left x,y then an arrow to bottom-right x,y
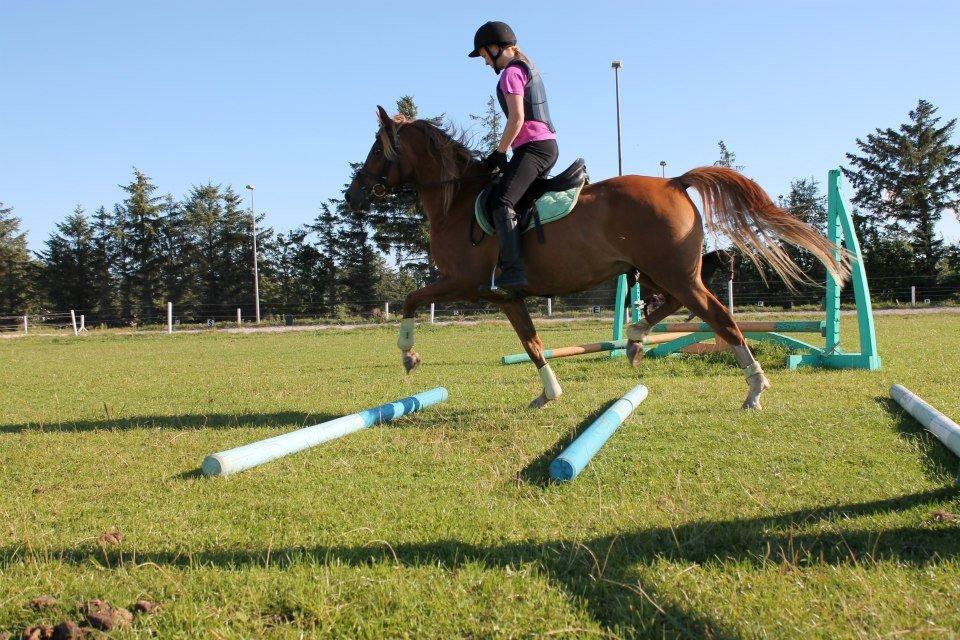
612,60 -> 623,176
659,160 -> 667,178
245,184 -> 261,323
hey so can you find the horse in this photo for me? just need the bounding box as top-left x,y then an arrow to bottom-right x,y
345,107 -> 849,410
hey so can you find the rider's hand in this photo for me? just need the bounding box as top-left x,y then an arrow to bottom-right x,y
484,150 -> 508,172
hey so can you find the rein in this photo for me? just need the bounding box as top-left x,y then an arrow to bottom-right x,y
357,134 -> 496,199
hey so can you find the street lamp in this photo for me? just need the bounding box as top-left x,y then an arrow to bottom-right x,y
612,60 -> 623,176
245,184 -> 261,324
659,160 -> 667,178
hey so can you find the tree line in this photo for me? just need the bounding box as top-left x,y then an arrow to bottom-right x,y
1,97 -> 958,324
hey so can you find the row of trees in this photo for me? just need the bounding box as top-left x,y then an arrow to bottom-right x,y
1,98 -> 958,324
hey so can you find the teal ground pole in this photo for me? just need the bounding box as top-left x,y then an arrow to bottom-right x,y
550,383 -> 648,481
202,387 -> 448,476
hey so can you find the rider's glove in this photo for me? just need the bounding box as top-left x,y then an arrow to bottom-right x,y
484,150 -> 509,172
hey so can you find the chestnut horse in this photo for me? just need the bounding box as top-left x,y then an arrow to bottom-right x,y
345,108 -> 849,410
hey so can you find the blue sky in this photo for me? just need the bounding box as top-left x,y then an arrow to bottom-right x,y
3,0 -> 959,252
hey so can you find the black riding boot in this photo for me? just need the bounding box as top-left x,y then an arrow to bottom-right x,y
491,206 -> 528,294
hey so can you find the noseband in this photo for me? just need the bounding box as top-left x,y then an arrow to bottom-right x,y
357,136 -> 402,199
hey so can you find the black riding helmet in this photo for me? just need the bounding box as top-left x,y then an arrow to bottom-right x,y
468,21 -> 517,58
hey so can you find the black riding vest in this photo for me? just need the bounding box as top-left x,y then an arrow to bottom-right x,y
495,59 -> 556,134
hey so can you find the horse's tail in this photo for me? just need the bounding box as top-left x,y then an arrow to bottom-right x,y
673,166 -> 850,289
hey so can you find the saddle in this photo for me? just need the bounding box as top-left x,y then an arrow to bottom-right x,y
473,158 -> 589,243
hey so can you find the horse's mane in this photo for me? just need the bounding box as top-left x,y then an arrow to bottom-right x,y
384,114 -> 484,216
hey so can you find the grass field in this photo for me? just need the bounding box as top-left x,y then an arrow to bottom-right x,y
2,312 -> 959,638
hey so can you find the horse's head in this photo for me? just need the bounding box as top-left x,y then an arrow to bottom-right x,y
345,106 -> 420,210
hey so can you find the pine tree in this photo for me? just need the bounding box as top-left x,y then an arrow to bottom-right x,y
0,203 -> 35,314
90,206 -> 118,322
336,197 -> 380,312
470,95 -> 503,155
311,201 -> 344,312
714,140 -> 744,171
843,99 -> 960,279
181,184 -> 226,315
115,169 -> 166,322
39,206 -> 96,312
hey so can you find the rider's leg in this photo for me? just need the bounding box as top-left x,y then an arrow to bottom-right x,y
486,140 -> 559,294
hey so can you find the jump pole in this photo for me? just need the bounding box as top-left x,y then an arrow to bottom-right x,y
501,333 -> 691,365
890,384 -> 960,485
550,383 -> 648,481
202,387 -> 448,477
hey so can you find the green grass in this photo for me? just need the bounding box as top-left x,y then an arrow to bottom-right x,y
1,313 -> 959,638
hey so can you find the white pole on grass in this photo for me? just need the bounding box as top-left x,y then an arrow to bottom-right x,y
237,308 -> 242,325
167,302 -> 173,334
384,302 -> 390,320
547,297 -> 552,316
23,315 -> 28,335
429,303 -> 435,324
727,278 -> 735,313
910,285 -> 916,306
70,310 -> 78,336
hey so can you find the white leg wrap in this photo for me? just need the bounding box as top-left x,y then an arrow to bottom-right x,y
539,364 -> 563,400
742,361 -> 764,379
625,319 -> 651,342
397,318 -> 416,351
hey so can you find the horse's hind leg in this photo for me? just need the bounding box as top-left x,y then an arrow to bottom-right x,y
500,299 -> 562,409
670,281 -> 771,410
623,273 -> 685,366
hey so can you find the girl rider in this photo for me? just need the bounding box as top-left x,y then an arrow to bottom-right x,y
469,21 -> 558,298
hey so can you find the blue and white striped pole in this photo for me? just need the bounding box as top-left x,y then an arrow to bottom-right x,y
890,384 -> 960,485
202,387 -> 448,476
550,383 -> 648,482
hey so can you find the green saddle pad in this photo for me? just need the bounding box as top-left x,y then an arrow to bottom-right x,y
474,183 -> 585,236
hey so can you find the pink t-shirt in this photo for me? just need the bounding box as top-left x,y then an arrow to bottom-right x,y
498,64 -> 557,150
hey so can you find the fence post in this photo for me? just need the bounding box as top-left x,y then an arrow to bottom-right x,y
547,298 -> 552,316
79,314 -> 87,333
237,308 -> 242,325
23,315 -> 28,335
727,279 -> 734,313
384,302 -> 390,320
167,302 -> 173,334
70,310 -> 78,336
910,285 -> 916,306
429,303 -> 435,324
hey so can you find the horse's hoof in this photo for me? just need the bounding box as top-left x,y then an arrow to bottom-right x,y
626,340 -> 644,367
741,373 -> 771,410
528,393 -> 552,410
402,351 -> 421,374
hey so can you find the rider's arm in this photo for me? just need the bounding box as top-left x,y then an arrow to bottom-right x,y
498,93 -> 524,153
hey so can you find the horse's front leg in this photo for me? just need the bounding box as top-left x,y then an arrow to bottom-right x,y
398,280 -> 459,374
500,299 -> 562,409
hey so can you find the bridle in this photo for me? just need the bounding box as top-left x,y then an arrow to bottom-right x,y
356,135 -> 402,199
355,127 -> 497,202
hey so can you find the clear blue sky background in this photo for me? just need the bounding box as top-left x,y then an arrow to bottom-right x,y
3,0 -> 959,252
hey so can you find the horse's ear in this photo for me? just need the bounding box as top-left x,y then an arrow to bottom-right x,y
376,106 -> 394,133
